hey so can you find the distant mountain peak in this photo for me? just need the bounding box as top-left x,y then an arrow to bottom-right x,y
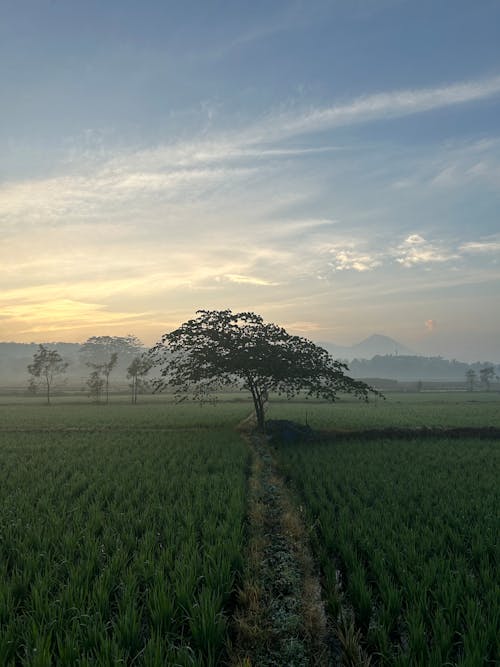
355,333 -> 398,345
352,334 -> 414,357
319,334 -> 414,360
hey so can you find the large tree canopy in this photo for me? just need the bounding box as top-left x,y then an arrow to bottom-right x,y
151,309 -> 377,430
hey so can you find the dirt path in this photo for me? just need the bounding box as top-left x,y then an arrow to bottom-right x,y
230,426 -> 332,666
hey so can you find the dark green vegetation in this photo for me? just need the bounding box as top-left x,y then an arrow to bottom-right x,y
0,426 -> 248,665
277,436 -> 500,665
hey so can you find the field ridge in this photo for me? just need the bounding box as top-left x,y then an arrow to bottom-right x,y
230,424 -> 331,666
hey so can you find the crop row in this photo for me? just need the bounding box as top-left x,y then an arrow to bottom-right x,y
0,429 -> 248,665
277,436 -> 499,666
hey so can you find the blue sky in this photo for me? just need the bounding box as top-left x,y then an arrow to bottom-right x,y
1,0 -> 499,361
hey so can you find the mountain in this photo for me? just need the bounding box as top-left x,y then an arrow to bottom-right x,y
319,334 -> 414,361
351,334 -> 414,359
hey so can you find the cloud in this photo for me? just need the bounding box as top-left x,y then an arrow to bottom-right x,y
262,75 -> 500,140
460,237 -> 500,253
220,274 -> 280,286
327,248 -> 382,272
394,234 -> 458,267
2,74 -> 500,343
3,74 -> 500,234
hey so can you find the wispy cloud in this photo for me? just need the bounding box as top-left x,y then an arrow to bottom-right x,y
460,236 -> 500,254
262,75 -> 500,139
219,274 -> 280,286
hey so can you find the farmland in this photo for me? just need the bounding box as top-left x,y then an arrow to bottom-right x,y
0,391 -> 499,665
276,436 -> 499,665
0,426 -> 248,665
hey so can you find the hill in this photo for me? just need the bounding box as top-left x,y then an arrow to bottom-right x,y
320,334 -> 414,360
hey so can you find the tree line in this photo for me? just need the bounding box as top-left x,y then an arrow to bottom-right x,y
25,309 -> 378,429
27,335 -> 152,404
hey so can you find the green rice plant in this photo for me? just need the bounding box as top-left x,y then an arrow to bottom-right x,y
0,426 -> 247,663
277,436 -> 499,664
406,608 -> 428,664
348,562 -> 373,632
147,582 -> 176,634
114,601 -> 143,658
188,587 -> 227,665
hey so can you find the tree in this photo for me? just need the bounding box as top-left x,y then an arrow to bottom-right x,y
151,309 -> 378,431
81,335 -> 143,403
27,344 -> 68,405
126,354 -> 152,404
80,335 -> 143,365
465,368 -> 476,392
479,365 -> 495,391
86,368 -> 105,403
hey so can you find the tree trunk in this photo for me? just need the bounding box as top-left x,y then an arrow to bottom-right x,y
46,380 -> 50,405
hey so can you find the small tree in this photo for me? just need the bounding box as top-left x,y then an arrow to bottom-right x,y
127,354 -> 152,404
86,353 -> 118,404
27,344 -> 68,405
81,335 -> 143,403
151,309 -> 378,431
87,368 -> 105,402
479,365 -> 495,391
465,369 -> 476,392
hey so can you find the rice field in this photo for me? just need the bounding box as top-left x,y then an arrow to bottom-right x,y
267,391 -> 500,429
276,435 -> 500,665
0,427 -> 248,665
0,393 -> 498,665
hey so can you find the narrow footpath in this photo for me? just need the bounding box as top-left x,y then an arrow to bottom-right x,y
230,424 -> 332,666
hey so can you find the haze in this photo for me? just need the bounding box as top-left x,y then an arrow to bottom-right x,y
1,1 -> 500,363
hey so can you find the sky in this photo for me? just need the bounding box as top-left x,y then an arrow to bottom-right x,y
1,0 -> 500,362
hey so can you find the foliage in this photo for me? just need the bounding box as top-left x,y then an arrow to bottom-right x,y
27,344 -> 68,404
81,336 -> 144,403
126,354 -> 152,404
0,428 -> 247,665
277,436 -> 500,665
86,367 -> 106,402
86,352 -> 118,403
151,309 -> 376,430
479,364 -> 495,391
80,335 -> 143,365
